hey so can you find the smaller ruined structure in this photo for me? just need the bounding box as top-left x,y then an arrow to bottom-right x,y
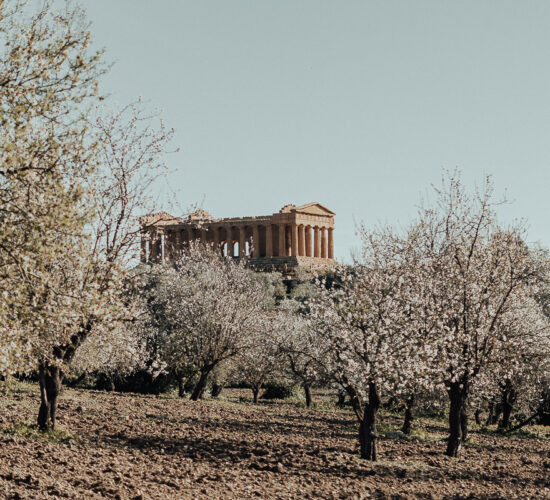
140,202 -> 335,272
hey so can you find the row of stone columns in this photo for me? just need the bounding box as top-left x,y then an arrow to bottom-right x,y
145,223 -> 334,262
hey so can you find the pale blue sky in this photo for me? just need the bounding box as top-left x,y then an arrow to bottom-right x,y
82,0 -> 550,260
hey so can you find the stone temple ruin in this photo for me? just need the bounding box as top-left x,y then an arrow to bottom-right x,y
140,202 -> 335,273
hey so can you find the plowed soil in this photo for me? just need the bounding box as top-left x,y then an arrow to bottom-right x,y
0,383 -> 549,499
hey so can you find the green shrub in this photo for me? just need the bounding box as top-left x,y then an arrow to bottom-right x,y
261,382 -> 295,400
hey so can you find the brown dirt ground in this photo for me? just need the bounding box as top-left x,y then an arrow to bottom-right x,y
0,383 -> 549,499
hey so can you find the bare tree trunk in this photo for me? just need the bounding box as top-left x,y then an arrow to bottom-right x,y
178,375 -> 185,398
474,408 -> 481,425
252,386 -> 260,404
460,404 -> 468,442
190,366 -> 212,401
359,382 -> 380,461
211,383 -> 223,398
184,375 -> 196,394
486,401 -> 494,425
499,386 -> 516,430
37,363 -> 62,431
401,394 -> 415,435
492,403 -> 502,425
504,410 -> 542,434
303,382 -> 312,408
446,382 -> 467,457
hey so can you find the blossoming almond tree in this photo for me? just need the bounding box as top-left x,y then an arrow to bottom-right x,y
232,315 -> 281,403
471,295 -> 550,430
275,300 -> 328,407
0,0 -> 105,379
138,242 -> 269,401
412,172 -> 549,456
0,0 -> 174,431
310,228 -> 431,461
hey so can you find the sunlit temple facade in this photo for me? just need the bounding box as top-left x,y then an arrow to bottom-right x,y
140,202 -> 335,272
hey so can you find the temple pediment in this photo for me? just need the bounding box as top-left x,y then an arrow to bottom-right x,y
189,209 -> 213,221
140,212 -> 181,227
294,202 -> 335,217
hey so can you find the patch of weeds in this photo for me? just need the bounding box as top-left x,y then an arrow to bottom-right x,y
342,421 -> 358,434
479,425 -> 549,440
2,421 -> 81,444
0,379 -> 36,396
157,391 -> 180,400
376,421 -> 393,436
378,408 -> 399,419
506,426 -> 550,440
0,397 -> 35,409
408,427 -> 446,443
308,401 -> 342,412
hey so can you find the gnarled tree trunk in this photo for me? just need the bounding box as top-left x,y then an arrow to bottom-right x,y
37,363 -> 62,431
252,386 -> 260,404
499,382 -> 516,430
446,381 -> 468,457
178,375 -> 185,398
474,408 -> 481,425
190,365 -> 213,401
401,394 -> 415,435
460,404 -> 468,442
486,401 -> 494,425
359,382 -> 380,461
303,383 -> 312,408
211,383 -> 223,398
36,321 -> 92,431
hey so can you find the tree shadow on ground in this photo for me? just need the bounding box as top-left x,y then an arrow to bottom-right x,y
93,429 -> 546,490
135,410 -> 357,443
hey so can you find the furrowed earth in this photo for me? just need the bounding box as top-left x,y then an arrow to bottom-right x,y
1,383 -> 549,499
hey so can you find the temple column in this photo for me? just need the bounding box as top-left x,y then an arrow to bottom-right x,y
298,225 -> 305,257
305,226 -> 312,257
150,231 -> 158,261
226,226 -> 232,257
165,231 -> 172,262
239,226 -> 246,258
278,224 -> 286,257
252,226 -> 260,258
328,228 -> 334,259
174,229 -> 181,257
265,224 -> 273,257
160,231 -> 165,263
314,226 -> 320,257
212,226 -> 219,251
291,224 -> 298,257
200,228 -> 207,246
321,228 -> 327,258
140,232 -> 148,263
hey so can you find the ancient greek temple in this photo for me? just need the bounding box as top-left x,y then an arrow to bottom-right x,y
140,202 -> 335,271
